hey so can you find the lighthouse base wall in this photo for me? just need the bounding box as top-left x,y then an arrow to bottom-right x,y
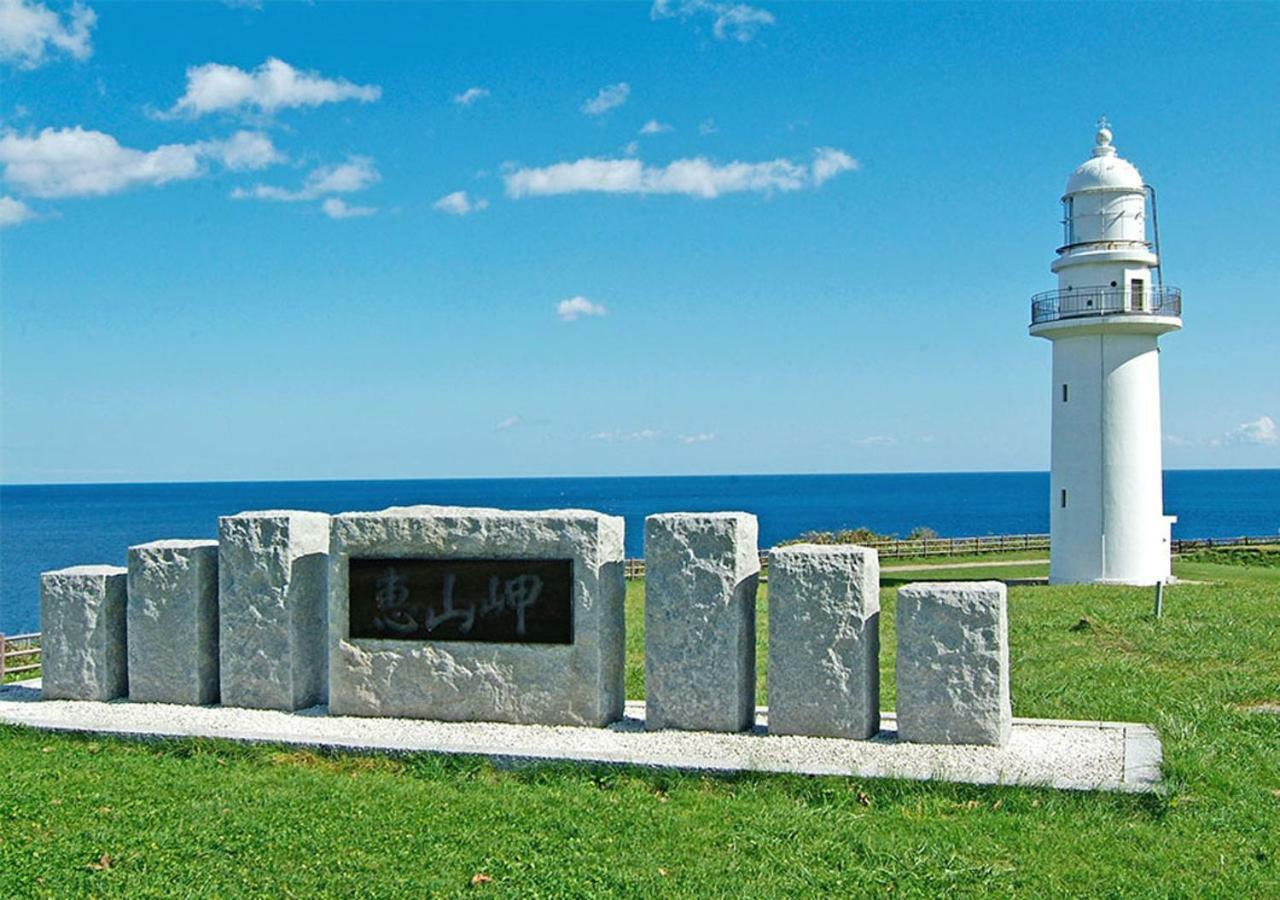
1047,332 -> 1173,586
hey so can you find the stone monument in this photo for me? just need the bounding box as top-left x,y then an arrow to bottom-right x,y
767,543 -> 880,739
644,512 -> 760,732
218,510 -> 330,711
895,581 -> 1011,746
126,540 -> 220,705
327,505 -> 625,726
39,565 -> 128,702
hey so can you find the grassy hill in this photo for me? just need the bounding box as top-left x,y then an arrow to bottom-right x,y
1,556 -> 1277,896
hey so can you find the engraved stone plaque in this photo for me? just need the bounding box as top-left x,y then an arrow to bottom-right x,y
348,558 -> 574,644
328,505 -> 624,726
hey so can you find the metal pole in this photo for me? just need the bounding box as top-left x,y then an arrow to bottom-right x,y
1153,581 -> 1165,620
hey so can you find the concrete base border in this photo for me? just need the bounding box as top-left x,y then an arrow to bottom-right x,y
0,680 -> 1161,793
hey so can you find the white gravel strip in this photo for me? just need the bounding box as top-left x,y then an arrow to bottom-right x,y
0,680 -> 1160,793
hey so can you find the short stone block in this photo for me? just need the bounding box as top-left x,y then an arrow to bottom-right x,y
126,541 -> 220,705
644,512 -> 759,733
895,581 -> 1011,747
218,510 -> 330,711
329,505 -> 626,726
767,544 -> 880,739
40,565 -> 129,701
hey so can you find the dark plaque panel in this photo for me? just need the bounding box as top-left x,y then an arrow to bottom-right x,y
348,558 -> 574,644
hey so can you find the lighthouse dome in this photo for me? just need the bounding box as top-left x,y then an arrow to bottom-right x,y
1063,124 -> 1144,195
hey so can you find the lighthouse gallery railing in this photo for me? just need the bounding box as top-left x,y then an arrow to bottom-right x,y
1030,286 -> 1181,325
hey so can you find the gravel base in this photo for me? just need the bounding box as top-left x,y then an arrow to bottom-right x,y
0,679 -> 1160,793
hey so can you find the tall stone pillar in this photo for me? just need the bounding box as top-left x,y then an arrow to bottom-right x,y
768,544 -> 880,738
896,581 -> 1011,746
218,511 -> 330,710
40,565 -> 129,701
127,540 -> 220,705
644,512 -> 759,732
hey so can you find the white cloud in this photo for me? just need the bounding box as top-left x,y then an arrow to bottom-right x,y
453,86 -> 489,106
202,129 -> 285,171
433,190 -> 488,215
679,432 -> 716,444
812,146 -> 859,184
854,435 -> 896,447
233,155 -> 379,202
698,117 -> 718,135
505,147 -> 857,200
166,57 -> 381,118
556,296 -> 608,322
0,126 -> 281,198
591,429 -> 660,443
1226,416 -> 1278,447
307,156 -> 378,193
622,140 -> 640,157
639,119 -> 672,135
581,82 -> 630,116
321,197 -> 375,219
0,193 -> 34,226
495,415 -> 522,431
651,0 -> 775,42
0,0 -> 95,70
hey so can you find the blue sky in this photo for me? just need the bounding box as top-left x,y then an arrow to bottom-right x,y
1,1 -> 1276,484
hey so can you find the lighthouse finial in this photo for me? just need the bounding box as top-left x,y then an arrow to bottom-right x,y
1093,116 -> 1115,157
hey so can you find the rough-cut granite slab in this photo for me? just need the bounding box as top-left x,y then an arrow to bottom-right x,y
896,581 -> 1012,747
644,512 -> 759,733
218,511 -> 329,711
127,541 -> 220,705
39,566 -> 129,702
4,680 -> 1161,794
768,543 -> 880,739
328,506 -> 625,727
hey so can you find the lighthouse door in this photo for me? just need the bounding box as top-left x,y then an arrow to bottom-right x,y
1130,278 -> 1145,311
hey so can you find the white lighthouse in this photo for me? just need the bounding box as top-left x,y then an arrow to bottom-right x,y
1030,120 -> 1181,585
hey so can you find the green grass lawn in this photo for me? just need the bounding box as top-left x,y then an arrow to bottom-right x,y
2,560 -> 1278,896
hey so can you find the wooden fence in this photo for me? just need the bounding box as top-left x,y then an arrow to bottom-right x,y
1169,535 -> 1280,552
624,533 -> 1052,580
622,533 -> 1279,579
0,632 -> 41,680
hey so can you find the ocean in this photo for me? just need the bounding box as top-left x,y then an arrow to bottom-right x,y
2,469 -> 1277,633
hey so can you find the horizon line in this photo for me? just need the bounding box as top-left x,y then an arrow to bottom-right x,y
2,465 -> 1276,490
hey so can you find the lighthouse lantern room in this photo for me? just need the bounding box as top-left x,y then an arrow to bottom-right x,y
1030,120 -> 1182,585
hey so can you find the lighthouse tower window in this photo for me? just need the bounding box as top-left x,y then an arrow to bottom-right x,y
1061,489 -> 1068,509
1062,384 -> 1069,403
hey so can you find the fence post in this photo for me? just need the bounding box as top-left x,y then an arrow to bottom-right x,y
0,633 -> 6,680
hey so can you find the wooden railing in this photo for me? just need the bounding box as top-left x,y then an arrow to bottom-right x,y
624,533 -> 1052,579
0,632 -> 41,680
852,533 -> 1050,558
1169,535 -> 1279,552
622,533 -> 1279,579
